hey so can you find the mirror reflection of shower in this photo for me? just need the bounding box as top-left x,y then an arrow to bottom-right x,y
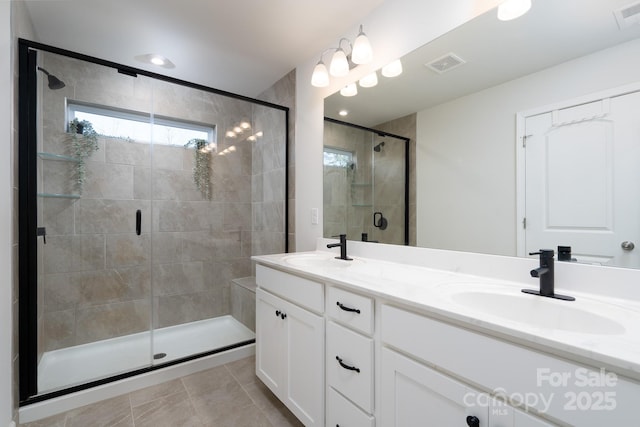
323,118 -> 409,245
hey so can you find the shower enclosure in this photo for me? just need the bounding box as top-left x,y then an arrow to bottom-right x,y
18,41 -> 288,402
323,118 -> 409,245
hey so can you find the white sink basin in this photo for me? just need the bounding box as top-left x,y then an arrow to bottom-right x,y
282,253 -> 360,269
443,287 -> 626,335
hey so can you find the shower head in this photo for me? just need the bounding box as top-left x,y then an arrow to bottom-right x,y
37,67 -> 66,90
373,141 -> 385,152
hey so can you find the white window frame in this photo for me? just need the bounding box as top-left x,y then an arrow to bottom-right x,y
67,100 -> 216,147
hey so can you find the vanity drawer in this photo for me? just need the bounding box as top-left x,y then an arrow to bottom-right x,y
327,387 -> 375,427
256,264 -> 324,313
327,286 -> 374,335
327,321 -> 374,413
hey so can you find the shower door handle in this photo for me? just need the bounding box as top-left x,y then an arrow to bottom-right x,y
136,210 -> 141,236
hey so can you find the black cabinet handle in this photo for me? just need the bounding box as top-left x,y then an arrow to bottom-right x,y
336,356 -> 360,373
281,312 -> 287,319
136,210 -> 141,236
336,301 -> 360,314
275,310 -> 286,319
466,415 -> 480,427
275,310 -> 281,317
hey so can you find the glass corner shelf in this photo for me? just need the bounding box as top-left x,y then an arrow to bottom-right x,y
38,152 -> 81,162
37,193 -> 81,199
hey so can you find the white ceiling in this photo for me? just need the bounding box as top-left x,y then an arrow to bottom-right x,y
325,0 -> 640,127
23,0 -> 385,97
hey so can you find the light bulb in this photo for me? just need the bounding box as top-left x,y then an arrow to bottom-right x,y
382,59 -> 403,78
497,0 -> 532,21
330,48 -> 350,77
150,56 -> 166,66
351,25 -> 373,65
311,60 -> 330,87
359,71 -> 378,88
340,83 -> 358,97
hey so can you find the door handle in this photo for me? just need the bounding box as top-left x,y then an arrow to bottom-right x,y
621,241 -> 635,251
136,210 -> 141,235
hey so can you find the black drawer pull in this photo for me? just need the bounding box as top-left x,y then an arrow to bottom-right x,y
336,301 -> 360,314
336,356 -> 360,373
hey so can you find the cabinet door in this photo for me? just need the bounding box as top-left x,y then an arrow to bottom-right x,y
490,403 -> 557,427
514,408 -> 555,427
381,347 -> 488,427
256,288 -> 286,395
285,297 -> 325,427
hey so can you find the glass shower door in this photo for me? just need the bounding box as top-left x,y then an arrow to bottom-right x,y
35,51 -> 154,394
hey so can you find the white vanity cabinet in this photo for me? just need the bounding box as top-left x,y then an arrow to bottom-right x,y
381,347 -> 488,426
380,304 -> 638,427
326,286 -> 376,427
255,265 -> 325,427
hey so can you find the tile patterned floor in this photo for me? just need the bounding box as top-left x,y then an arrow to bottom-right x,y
20,356 -> 303,427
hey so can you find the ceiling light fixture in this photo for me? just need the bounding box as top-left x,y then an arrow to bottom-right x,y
381,59 -> 403,78
134,53 -> 176,69
340,83 -> 358,97
359,71 -> 378,88
311,24 -> 373,87
497,0 -> 532,21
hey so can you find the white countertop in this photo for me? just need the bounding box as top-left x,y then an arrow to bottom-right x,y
252,249 -> 640,382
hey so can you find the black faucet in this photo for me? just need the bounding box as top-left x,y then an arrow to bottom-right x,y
522,249 -> 574,301
327,234 -> 353,261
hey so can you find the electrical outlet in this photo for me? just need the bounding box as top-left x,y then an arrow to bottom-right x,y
311,208 -> 319,225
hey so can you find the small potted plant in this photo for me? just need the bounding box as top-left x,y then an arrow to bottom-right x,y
68,118 -> 99,192
184,138 -> 212,200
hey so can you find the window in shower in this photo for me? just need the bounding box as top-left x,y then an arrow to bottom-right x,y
323,147 -> 353,168
68,101 -> 216,147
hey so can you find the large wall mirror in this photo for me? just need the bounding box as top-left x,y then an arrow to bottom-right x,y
325,0 -> 640,269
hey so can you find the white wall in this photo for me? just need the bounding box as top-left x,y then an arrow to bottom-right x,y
416,38 -> 640,256
294,0 -> 501,251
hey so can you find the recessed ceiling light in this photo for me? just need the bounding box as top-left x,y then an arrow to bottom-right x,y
150,56 -> 166,66
134,53 -> 175,69
339,110 -> 349,116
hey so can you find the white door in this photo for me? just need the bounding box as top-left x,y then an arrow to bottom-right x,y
380,347 -> 488,427
524,91 -> 640,267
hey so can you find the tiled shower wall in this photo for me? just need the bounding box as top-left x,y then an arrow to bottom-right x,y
37,51 -> 286,354
323,120 -> 408,244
